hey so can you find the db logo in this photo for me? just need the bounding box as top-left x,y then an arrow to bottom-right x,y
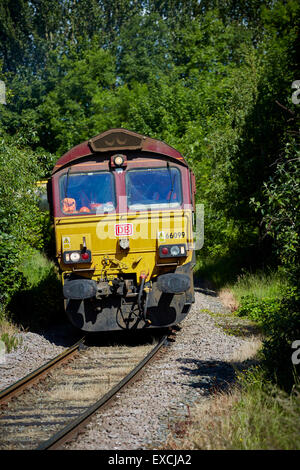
115,223 -> 133,237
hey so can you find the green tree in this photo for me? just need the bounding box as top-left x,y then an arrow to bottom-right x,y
252,140 -> 300,284
116,12 -> 174,84
0,134 -> 50,303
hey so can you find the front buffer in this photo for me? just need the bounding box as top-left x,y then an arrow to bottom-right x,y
63,262 -> 194,332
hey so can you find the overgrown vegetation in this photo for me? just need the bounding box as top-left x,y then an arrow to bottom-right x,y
0,0 -> 299,446
230,270 -> 289,304
235,287 -> 300,392
0,304 -> 20,353
0,136 -> 61,344
165,368 -> 300,450
1,2 -> 298,284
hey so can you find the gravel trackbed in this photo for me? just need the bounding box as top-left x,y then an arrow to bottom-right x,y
0,283 -> 247,450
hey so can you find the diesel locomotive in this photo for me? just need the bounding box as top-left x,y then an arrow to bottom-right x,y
47,128 -> 196,332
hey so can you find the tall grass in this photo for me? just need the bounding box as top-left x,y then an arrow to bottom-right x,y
230,270 -> 289,304
0,304 -> 20,352
218,270 -> 289,312
227,371 -> 300,450
164,273 -> 300,451
165,368 -> 300,450
7,248 -> 64,330
19,248 -> 56,287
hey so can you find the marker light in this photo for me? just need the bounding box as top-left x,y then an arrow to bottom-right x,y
114,155 -> 124,166
81,252 -> 90,260
111,154 -> 127,168
161,247 -> 169,255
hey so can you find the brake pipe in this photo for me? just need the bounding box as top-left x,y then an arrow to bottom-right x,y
138,271 -> 151,323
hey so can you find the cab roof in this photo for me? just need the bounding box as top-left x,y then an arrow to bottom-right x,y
52,128 -> 188,174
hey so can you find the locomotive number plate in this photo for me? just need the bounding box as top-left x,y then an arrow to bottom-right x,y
115,223 -> 133,237
158,231 -> 186,241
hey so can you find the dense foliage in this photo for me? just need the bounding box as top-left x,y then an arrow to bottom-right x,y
0,136 -> 45,304
237,287 -> 300,390
0,1 -> 299,385
0,136 -> 62,329
252,139 -> 300,284
1,2 -> 298,267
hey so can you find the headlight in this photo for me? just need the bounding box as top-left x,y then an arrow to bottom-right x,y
170,245 -> 180,256
70,252 -> 81,262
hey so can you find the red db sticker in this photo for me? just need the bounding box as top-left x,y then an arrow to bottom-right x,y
115,223 -> 133,237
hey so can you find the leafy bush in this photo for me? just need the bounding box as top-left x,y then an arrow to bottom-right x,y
0,134 -> 54,301
0,134 -> 61,331
0,233 -> 26,305
237,295 -> 281,324
237,288 -> 300,391
8,248 -> 64,330
252,139 -> 300,285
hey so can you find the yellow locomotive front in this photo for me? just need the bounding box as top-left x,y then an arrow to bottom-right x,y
48,129 -> 196,331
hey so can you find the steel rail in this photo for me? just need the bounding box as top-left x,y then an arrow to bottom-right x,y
36,334 -> 168,450
0,337 -> 85,406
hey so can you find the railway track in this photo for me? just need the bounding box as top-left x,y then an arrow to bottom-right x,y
0,332 -> 168,450
0,337 -> 85,406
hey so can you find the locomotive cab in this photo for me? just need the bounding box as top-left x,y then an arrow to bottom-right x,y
49,129 -> 196,332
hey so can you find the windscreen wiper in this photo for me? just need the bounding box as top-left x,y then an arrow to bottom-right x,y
167,161 -> 176,201
64,167 -> 71,199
